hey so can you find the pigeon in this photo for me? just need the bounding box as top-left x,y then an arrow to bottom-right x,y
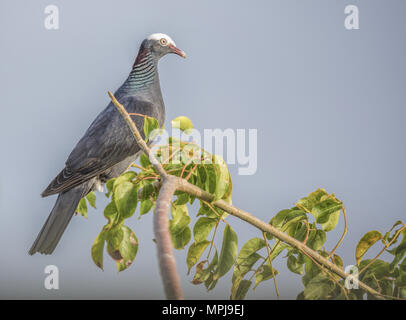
29,33 -> 186,255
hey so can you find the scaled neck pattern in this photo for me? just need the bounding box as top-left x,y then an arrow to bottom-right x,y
124,46 -> 158,91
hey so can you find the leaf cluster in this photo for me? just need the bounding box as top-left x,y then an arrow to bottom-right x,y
80,116 -> 406,300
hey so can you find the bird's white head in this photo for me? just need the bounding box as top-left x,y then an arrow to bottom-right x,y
145,33 -> 186,59
148,33 -> 177,47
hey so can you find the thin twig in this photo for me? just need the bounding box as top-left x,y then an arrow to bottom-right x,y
303,220 -> 310,245
206,221 -> 219,260
185,163 -> 198,181
128,112 -> 149,118
131,163 -> 148,171
327,206 -> 348,259
180,159 -> 193,179
262,232 -> 280,300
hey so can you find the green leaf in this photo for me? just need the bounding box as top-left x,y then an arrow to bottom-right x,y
115,225 -> 139,272
303,274 -> 335,300
189,194 -> 196,205
140,183 -> 154,200
233,238 -> 265,282
230,279 -> 252,300
200,202 -> 225,220
104,201 -> 117,223
193,250 -> 218,287
296,189 -> 342,232
139,153 -> 151,168
395,260 -> 406,287
212,155 -> 231,201
358,259 -> 396,298
76,198 -> 88,218
376,279 -> 395,298
400,287 -> 406,299
193,217 -> 217,243
306,229 -> 326,251
270,209 -> 295,228
383,220 -> 403,242
197,165 -> 207,187
269,209 -> 307,235
355,230 -> 383,265
254,265 -> 278,289
144,116 -> 159,141
233,253 -> 262,283
291,221 -> 308,242
86,191 -> 97,209
359,259 -> 391,280
214,225 -> 238,280
389,240 -> 406,271
170,205 -> 191,235
170,204 -> 191,249
332,254 -> 343,269
302,256 -> 322,287
399,257 -> 406,272
187,240 -> 210,272
205,252 -> 220,291
223,172 -> 233,204
113,171 -> 136,189
205,165 -> 217,195
114,181 -> 138,219
236,238 -> 265,261
172,227 -> 191,250
105,178 -> 116,198
208,250 -> 219,270
296,291 -> 305,300
319,210 -> 340,232
140,199 -> 154,215
176,193 -> 189,206
287,255 -> 304,275
106,226 -> 124,262
193,266 -> 212,285
171,116 -> 194,132
296,188 -> 329,212
312,198 -> 342,224
91,231 -> 106,270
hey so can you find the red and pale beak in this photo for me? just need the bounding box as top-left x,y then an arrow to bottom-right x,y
169,44 -> 187,59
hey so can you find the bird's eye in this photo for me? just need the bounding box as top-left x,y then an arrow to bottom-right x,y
160,38 -> 168,46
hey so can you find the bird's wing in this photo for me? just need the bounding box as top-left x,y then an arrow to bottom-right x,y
42,95 -> 158,196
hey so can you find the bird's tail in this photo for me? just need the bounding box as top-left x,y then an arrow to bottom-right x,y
29,183 -> 90,255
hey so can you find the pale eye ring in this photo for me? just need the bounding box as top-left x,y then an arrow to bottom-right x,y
160,38 -> 168,46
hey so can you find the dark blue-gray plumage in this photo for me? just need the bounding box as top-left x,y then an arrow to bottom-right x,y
29,33 -> 186,255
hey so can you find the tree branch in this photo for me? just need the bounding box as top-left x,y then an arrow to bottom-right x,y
153,176 -> 183,299
175,178 -> 384,299
108,91 -> 385,301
